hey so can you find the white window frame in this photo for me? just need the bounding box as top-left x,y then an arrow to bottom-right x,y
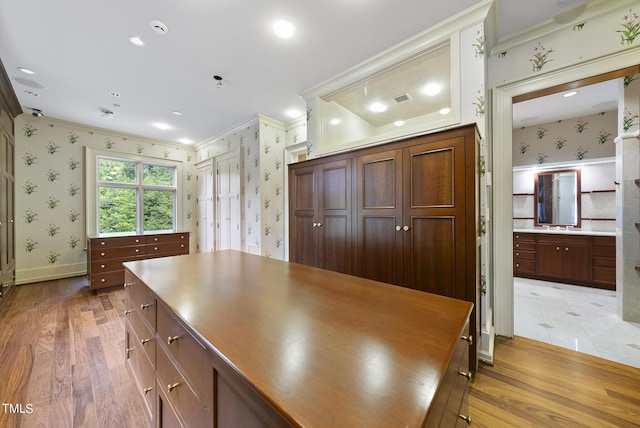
85,147 -> 183,236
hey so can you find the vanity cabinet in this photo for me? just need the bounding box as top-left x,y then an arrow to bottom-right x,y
513,232 -> 615,289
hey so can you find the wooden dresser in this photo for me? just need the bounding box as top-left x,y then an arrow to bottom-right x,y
87,232 -> 189,291
124,251 -> 474,427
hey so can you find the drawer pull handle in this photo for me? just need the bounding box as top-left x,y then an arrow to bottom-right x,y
101,278 -> 106,283
100,264 -> 106,269
181,235 -> 185,239
143,386 -> 153,395
180,244 -> 184,248
101,241 -> 105,246
124,283 -> 130,288
458,414 -> 472,425
141,338 -> 151,345
135,249 -> 140,253
167,382 -> 180,392
154,247 -> 158,251
556,246 -> 560,251
461,335 -> 473,345
167,336 -> 180,345
126,347 -> 135,357
135,239 -> 140,243
124,310 -> 132,315
100,252 -> 105,256
458,371 -> 473,381
154,238 -> 159,242
140,303 -> 151,310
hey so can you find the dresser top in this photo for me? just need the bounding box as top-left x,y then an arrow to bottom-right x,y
124,250 -> 472,427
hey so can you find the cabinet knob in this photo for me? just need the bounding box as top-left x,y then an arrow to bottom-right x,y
565,247 -> 569,251
124,310 -> 132,315
458,414 -> 472,425
515,263 -> 520,268
100,278 -> 106,283
556,246 -> 560,251
100,252 -> 105,256
140,338 -> 151,345
140,303 -> 151,310
167,382 -> 180,392
100,264 -> 106,269
516,243 -> 519,248
403,225 -> 410,231
135,248 -> 140,253
167,335 -> 180,345
317,222 -> 322,227
124,283 -> 130,288
143,386 -> 153,395
515,252 -> 519,256
154,237 -> 159,242
396,225 -> 402,231
101,241 -> 106,246
461,335 -> 473,345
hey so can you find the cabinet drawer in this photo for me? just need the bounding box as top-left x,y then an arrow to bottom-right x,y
591,236 -> 615,248
125,273 -> 157,330
592,245 -> 615,258
157,301 -> 209,397
537,234 -> 589,246
90,270 -> 124,289
593,267 -> 615,285
90,246 -> 145,260
125,326 -> 155,422
156,345 -> 205,428
89,257 -> 133,274
146,233 -> 189,244
126,309 -> 156,367
146,242 -> 188,257
89,236 -> 144,249
514,259 -> 536,274
513,233 -> 536,243
513,249 -> 535,260
593,256 -> 615,269
513,241 -> 535,251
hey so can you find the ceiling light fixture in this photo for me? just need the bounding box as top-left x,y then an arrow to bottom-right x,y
369,102 -> 387,113
153,122 -> 173,130
213,75 -> 223,88
109,91 -> 121,97
563,91 -> 578,98
31,108 -> 43,117
423,83 -> 442,96
128,36 -> 145,47
18,67 -> 35,75
150,20 -> 169,34
273,20 -> 294,38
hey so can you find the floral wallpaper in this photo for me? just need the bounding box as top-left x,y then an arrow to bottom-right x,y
513,111 -> 617,166
15,116 -> 196,283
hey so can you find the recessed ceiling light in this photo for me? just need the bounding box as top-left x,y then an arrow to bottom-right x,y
149,20 -> 169,35
128,36 -> 145,47
172,111 -> 182,116
330,118 -> 341,125
394,120 -> 405,127
18,67 -> 35,75
273,20 -> 294,38
153,122 -> 173,130
563,91 -> 578,98
109,91 -> 121,97
177,138 -> 193,145
285,109 -> 302,119
369,102 -> 387,113
423,83 -> 442,97
439,107 -> 451,115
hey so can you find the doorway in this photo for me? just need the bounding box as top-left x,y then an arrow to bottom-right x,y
215,149 -> 242,252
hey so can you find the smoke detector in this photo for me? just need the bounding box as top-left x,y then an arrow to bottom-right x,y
393,93 -> 412,104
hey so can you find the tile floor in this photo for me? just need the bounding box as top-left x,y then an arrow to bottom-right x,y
514,277 -> 640,368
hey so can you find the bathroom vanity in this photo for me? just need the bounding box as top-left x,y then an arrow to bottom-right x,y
513,230 -> 615,290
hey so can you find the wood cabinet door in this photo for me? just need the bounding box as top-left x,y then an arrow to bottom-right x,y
402,137 -> 468,299
563,244 -> 590,281
317,160 -> 352,274
356,149 -> 404,285
536,243 -> 564,278
289,166 -> 318,267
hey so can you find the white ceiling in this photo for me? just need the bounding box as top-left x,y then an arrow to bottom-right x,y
0,0 -> 595,145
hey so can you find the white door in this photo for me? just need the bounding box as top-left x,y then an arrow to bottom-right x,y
196,165 -> 214,252
216,151 -> 241,251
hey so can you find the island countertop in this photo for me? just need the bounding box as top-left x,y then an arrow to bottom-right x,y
123,250 -> 473,427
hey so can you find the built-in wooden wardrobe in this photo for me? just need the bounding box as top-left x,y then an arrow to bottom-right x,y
289,124 -> 480,370
0,59 -> 21,310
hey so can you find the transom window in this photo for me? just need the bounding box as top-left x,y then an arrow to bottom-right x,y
97,157 -> 177,235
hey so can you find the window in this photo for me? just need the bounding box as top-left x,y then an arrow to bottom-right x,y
96,156 -> 177,235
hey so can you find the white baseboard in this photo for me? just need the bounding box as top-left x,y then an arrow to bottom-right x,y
16,263 -> 87,285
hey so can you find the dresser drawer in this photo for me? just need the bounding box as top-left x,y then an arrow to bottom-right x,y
146,241 -> 188,257
157,301 -> 209,397
89,235 -> 144,249
126,309 -> 156,367
90,270 -> 125,289
146,233 -> 189,244
156,344 -> 205,428
513,241 -> 536,251
125,326 -> 155,422
514,259 -> 536,274
89,256 -> 135,274
90,246 -> 145,260
513,249 -> 535,260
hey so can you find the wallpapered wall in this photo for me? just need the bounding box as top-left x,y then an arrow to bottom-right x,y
195,116 -> 307,261
513,110 -> 617,166
14,115 -> 197,284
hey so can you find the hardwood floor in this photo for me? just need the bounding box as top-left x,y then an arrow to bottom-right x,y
469,336 -> 640,428
1,276 -> 639,427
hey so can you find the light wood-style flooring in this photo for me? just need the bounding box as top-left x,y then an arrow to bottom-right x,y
0,276 -> 639,427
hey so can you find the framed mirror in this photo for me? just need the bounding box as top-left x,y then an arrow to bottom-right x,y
534,168 -> 581,228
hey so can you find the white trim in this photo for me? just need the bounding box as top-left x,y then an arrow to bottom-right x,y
195,115 -> 260,150
512,156 -> 616,172
492,47 -> 640,338
17,263 -> 87,285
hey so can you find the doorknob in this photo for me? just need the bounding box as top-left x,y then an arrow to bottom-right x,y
396,225 -> 402,231
403,225 -> 410,231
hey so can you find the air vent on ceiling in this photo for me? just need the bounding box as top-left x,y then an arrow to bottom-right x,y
393,93 -> 412,104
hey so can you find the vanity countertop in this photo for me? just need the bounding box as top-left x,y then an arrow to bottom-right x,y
513,228 -> 615,237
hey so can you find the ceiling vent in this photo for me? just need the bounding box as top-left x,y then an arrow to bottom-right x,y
393,93 -> 412,104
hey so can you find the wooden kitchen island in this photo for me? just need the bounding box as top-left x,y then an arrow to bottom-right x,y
123,250 -> 473,427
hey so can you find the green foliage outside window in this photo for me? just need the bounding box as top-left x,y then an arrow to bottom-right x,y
97,157 -> 176,235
